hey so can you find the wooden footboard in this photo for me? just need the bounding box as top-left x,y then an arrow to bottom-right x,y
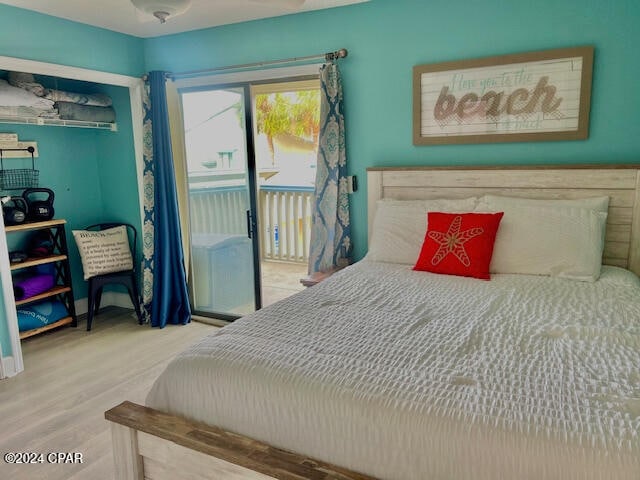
105,402 -> 377,480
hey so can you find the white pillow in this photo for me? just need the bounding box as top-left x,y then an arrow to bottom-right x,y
475,201 -> 608,281
478,194 -> 609,213
73,226 -> 134,280
367,197 -> 479,265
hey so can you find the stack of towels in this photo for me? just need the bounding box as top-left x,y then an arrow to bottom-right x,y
0,71 -> 115,123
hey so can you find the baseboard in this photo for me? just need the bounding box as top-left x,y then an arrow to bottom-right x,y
75,292 -> 135,316
191,315 -> 229,328
0,355 -> 20,378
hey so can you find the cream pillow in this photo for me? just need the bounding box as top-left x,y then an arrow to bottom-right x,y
73,226 -> 134,280
475,199 -> 608,281
478,194 -> 609,213
367,197 -> 479,265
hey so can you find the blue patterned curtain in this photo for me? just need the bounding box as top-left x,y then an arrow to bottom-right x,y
308,62 -> 351,274
141,72 -> 191,327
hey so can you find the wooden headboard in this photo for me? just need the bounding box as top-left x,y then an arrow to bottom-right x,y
367,165 -> 640,276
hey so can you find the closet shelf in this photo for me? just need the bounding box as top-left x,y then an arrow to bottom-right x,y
6,219 -> 67,233
0,115 -> 117,131
19,316 -> 74,339
10,254 -> 67,271
15,286 -> 72,306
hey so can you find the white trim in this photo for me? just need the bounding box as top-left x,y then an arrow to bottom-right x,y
0,209 -> 23,378
0,55 -> 141,88
129,82 -> 147,239
0,356 -> 17,378
251,78 -> 320,95
173,64 -> 322,90
0,55 -> 145,376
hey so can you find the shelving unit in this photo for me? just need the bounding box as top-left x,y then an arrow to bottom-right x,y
10,254 -> 68,270
14,286 -> 71,306
6,219 -> 77,339
0,115 -> 117,131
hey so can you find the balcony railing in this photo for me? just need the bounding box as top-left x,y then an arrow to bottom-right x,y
259,186 -> 313,263
188,185 -> 314,264
189,186 -> 246,235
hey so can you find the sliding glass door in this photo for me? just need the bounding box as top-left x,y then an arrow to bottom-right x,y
181,86 -> 260,318
180,74 -> 321,320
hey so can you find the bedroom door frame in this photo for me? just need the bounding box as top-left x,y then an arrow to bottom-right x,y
174,64 -> 321,323
0,55 -> 145,378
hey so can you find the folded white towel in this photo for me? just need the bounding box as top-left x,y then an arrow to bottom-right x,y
0,79 -> 54,109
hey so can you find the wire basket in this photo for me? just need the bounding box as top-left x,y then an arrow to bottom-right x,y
0,146 -> 39,190
0,168 -> 39,190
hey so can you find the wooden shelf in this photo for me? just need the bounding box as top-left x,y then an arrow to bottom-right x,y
15,286 -> 71,306
5,219 -> 66,233
10,254 -> 67,271
19,316 -> 74,340
7,217 -> 77,341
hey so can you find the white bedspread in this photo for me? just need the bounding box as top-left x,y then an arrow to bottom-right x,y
147,262 -> 640,479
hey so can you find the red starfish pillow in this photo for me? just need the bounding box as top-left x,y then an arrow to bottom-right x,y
413,212 -> 504,280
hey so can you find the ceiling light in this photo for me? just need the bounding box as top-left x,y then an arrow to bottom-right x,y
130,0 -> 192,24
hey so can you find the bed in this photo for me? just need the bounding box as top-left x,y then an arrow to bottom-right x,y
106,165 -> 640,480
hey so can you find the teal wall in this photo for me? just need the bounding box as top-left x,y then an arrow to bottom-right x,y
2,122 -> 104,293
144,0 -> 640,261
96,85 -> 142,257
95,84 -> 144,289
0,5 -> 144,358
0,4 -> 144,77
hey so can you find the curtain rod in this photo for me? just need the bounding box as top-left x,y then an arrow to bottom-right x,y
166,48 -> 348,80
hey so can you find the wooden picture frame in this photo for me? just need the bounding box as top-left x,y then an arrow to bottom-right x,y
413,46 -> 594,145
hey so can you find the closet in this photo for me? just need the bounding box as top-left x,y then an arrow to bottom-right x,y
0,70 -> 118,130
0,55 -> 144,378
0,71 -> 122,338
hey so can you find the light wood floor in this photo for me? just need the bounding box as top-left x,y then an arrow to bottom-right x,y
0,308 -> 214,480
261,260 -> 306,307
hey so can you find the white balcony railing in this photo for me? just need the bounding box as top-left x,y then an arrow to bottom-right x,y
259,186 -> 313,263
188,185 -> 314,264
189,186 -> 246,235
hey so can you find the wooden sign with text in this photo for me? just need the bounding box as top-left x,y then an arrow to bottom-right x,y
413,46 -> 594,145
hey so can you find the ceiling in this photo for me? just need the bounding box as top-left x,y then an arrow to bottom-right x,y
0,0 -> 368,38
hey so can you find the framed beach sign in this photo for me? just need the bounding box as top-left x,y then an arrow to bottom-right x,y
413,46 -> 594,145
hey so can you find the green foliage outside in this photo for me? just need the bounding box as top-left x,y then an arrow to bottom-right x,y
254,90 -> 320,158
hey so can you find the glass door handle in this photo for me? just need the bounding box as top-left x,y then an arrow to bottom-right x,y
246,210 -> 253,239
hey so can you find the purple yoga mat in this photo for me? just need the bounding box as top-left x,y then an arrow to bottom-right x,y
13,274 -> 55,300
